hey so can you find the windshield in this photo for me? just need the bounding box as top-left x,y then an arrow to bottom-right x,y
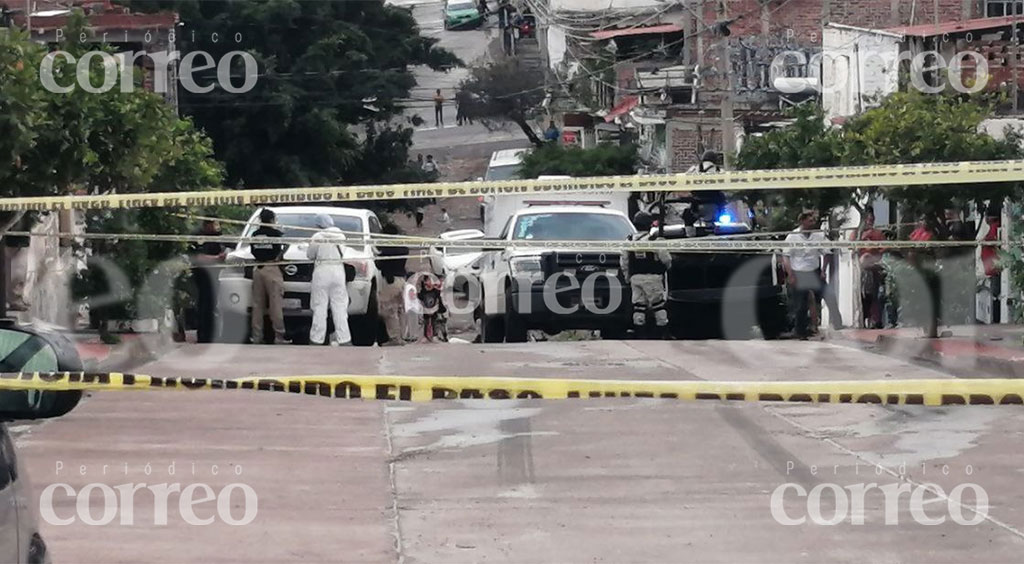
244,213 -> 366,251
485,164 -> 521,181
448,2 -> 476,11
513,212 -> 634,241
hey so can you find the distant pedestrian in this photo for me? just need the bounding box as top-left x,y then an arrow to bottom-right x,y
377,224 -> 410,346
854,210 -> 885,329
250,209 -> 290,344
439,208 -> 452,227
422,154 -> 438,176
433,89 -> 444,127
544,120 -> 560,142
982,209 -> 1003,323
908,215 -> 940,338
416,153 -> 423,168
415,205 -> 425,228
188,219 -> 225,343
782,211 -> 830,339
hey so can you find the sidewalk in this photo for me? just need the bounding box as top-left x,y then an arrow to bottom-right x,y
837,324 -> 1024,378
68,332 -> 175,372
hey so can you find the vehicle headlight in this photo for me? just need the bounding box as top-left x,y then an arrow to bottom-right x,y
510,256 -> 543,281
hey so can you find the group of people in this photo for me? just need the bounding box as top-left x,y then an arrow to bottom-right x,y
432,88 -> 478,128
188,210 -> 455,347
786,206 -> 1004,339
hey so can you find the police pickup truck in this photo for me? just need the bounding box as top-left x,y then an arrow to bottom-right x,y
475,202 -> 636,342
648,191 -> 789,339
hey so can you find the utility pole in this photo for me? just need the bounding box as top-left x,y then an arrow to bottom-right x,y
717,0 -> 735,170
1014,14 -> 1020,113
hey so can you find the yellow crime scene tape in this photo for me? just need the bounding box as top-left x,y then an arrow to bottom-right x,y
2,372 -> 1024,406
1,159 -> 1022,211
3,230 -> 1006,252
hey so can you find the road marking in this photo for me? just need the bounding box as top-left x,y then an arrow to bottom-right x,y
415,124 -> 462,131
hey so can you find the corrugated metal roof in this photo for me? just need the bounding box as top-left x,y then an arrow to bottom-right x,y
886,16 -> 1020,37
590,23 -> 683,41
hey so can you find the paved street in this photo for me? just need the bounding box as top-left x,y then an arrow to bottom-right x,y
393,0 -> 531,166
15,339 -> 1024,563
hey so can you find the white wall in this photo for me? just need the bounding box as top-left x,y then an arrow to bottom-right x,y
822,25 -> 901,121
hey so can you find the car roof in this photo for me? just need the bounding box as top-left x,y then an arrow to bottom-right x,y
261,206 -> 372,218
440,229 -> 484,240
488,148 -> 529,168
513,206 -> 629,217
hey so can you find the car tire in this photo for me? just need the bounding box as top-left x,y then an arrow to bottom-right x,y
504,288 -> 528,343
477,294 -> 504,343
600,327 -> 629,340
350,287 -> 380,347
758,299 -> 790,341
217,311 -> 250,344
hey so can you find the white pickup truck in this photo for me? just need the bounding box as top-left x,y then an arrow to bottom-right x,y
216,206 -> 385,345
475,202 -> 636,342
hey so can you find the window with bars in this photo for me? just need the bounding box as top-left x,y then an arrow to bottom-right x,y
988,0 -> 1024,17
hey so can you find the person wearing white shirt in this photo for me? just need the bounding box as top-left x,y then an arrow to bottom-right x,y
782,211 -> 831,339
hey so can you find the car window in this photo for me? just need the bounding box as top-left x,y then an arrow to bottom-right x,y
0,329 -> 58,373
243,212 -> 367,252
512,213 -> 634,241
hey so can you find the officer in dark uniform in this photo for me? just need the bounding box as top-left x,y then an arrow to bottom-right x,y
622,211 -> 672,337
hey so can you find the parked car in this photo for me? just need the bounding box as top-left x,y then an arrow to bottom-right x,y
443,0 -> 483,29
217,206 -> 386,346
475,202 -> 636,342
0,320 -> 87,564
428,229 -> 485,276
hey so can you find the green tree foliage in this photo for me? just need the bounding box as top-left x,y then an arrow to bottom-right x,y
119,0 -> 460,188
736,93 -> 1024,228
518,143 -> 639,178
0,15 -> 223,325
459,59 -> 547,146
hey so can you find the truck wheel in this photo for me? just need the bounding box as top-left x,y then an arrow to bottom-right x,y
601,327 -> 629,340
217,311 -> 249,344
477,297 -> 504,343
758,300 -> 789,340
504,290 -> 528,343
350,291 -> 380,347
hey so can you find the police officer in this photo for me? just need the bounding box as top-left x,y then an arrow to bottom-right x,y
623,211 -> 672,337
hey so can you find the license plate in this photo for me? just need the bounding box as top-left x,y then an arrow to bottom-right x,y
283,298 -> 302,310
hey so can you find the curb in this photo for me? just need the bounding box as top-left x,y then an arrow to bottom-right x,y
853,333 -> 1024,379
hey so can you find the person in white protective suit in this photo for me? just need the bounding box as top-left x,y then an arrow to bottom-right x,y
306,214 -> 352,346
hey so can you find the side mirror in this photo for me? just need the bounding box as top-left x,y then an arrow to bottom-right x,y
0,322 -> 83,421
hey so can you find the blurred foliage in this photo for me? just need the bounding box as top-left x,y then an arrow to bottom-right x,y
459,58 -> 547,146
0,13 -> 224,329
120,0 -> 459,190
518,143 -> 639,178
736,92 -> 1024,228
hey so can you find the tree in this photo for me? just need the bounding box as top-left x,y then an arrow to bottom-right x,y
0,15 -> 223,328
119,0 -> 460,189
518,143 -> 639,178
459,58 -> 547,146
735,93 -> 1024,229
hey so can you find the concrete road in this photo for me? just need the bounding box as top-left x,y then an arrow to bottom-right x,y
15,339 -> 1024,563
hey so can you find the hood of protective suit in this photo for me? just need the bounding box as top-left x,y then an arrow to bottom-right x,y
314,214 -> 334,229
